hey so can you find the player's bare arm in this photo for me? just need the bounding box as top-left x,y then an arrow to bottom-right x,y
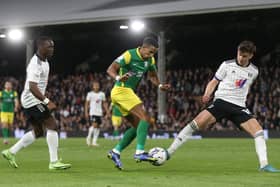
84,100 -> 89,119
14,97 -> 20,112
202,78 -> 219,104
148,70 -> 171,91
29,81 -> 56,110
102,101 -> 110,119
107,62 -> 130,82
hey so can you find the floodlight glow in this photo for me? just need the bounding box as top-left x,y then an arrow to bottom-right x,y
0,34 -> 6,38
120,25 -> 129,29
8,29 -> 23,41
130,20 -> 145,32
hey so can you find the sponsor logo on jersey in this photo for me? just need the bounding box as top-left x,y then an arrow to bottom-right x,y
235,79 -> 247,88
144,61 -> 148,68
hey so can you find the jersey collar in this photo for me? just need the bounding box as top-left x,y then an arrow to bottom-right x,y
136,47 -> 144,61
235,59 -> 250,67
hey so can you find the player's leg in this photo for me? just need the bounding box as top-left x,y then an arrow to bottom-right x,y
112,114 -> 138,154
112,115 -> 122,140
167,109 -> 216,156
86,116 -> 94,146
108,114 -> 138,170
2,119 -> 40,168
241,118 -> 280,172
44,115 -> 71,170
92,119 -> 101,146
1,112 -> 10,144
128,104 -> 157,162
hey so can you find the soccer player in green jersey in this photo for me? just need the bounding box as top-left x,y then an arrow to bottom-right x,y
0,81 -> 19,144
107,37 -> 170,170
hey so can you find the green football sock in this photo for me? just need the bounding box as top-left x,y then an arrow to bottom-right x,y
113,130 -> 119,137
114,127 -> 136,152
2,128 -> 9,139
136,120 -> 149,151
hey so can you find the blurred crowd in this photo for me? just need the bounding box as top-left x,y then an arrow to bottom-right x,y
1,64 -> 280,134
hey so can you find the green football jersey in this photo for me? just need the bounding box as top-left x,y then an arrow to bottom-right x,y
114,48 -> 157,90
0,90 -> 17,112
112,105 -> 122,117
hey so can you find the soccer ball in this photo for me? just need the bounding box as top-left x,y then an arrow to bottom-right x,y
148,147 -> 168,166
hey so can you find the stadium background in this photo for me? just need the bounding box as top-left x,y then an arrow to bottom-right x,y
0,1 -> 280,187
0,7 -> 280,138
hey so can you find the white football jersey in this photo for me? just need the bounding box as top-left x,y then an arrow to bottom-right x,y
21,55 -> 49,108
214,59 -> 258,107
86,91 -> 106,116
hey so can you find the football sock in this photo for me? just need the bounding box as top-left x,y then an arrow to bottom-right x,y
136,120 -> 149,153
2,128 -> 9,139
10,131 -> 36,154
46,130 -> 59,163
114,127 -> 136,153
254,130 -> 268,168
113,130 -> 119,137
93,128 -> 100,144
87,126 -> 94,141
167,120 -> 199,155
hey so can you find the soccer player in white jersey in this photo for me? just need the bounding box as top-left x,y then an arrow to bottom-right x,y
85,81 -> 109,146
1,36 -> 71,170
167,40 -> 279,172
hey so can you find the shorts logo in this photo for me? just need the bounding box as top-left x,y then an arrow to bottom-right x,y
242,108 -> 251,114
36,104 -> 46,113
235,79 -> 247,88
208,104 -> 214,109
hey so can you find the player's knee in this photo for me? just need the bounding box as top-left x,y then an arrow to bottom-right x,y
254,130 -> 264,138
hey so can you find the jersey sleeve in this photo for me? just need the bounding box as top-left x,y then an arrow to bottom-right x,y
86,93 -> 90,101
148,57 -> 157,71
115,50 -> 131,67
14,91 -> 18,98
0,91 -> 2,98
214,62 -> 227,81
101,92 -> 106,101
26,62 -> 41,83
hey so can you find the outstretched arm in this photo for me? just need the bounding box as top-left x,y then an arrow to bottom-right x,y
148,70 -> 170,91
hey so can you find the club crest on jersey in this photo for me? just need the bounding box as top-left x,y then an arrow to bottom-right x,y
248,73 -> 253,77
235,79 -> 247,88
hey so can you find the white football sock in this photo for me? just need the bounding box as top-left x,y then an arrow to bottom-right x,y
87,126 -> 94,142
254,130 -> 268,168
93,128 -> 100,145
46,129 -> 59,163
10,131 -> 36,154
167,120 -> 198,155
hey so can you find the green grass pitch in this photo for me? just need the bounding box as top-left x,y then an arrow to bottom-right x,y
0,138 -> 280,187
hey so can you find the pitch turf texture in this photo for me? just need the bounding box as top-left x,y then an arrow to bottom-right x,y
0,138 -> 280,187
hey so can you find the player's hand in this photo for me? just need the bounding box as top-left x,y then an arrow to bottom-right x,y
119,73 -> 132,82
159,83 -> 171,91
202,95 -> 211,104
47,101 -> 56,111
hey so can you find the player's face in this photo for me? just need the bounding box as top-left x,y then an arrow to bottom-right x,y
92,82 -> 100,92
4,82 -> 12,90
41,40 -> 54,58
237,50 -> 253,66
140,46 -> 158,59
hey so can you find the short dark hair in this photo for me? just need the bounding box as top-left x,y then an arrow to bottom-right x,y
238,40 -> 256,54
143,37 -> 159,48
36,36 -> 52,48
